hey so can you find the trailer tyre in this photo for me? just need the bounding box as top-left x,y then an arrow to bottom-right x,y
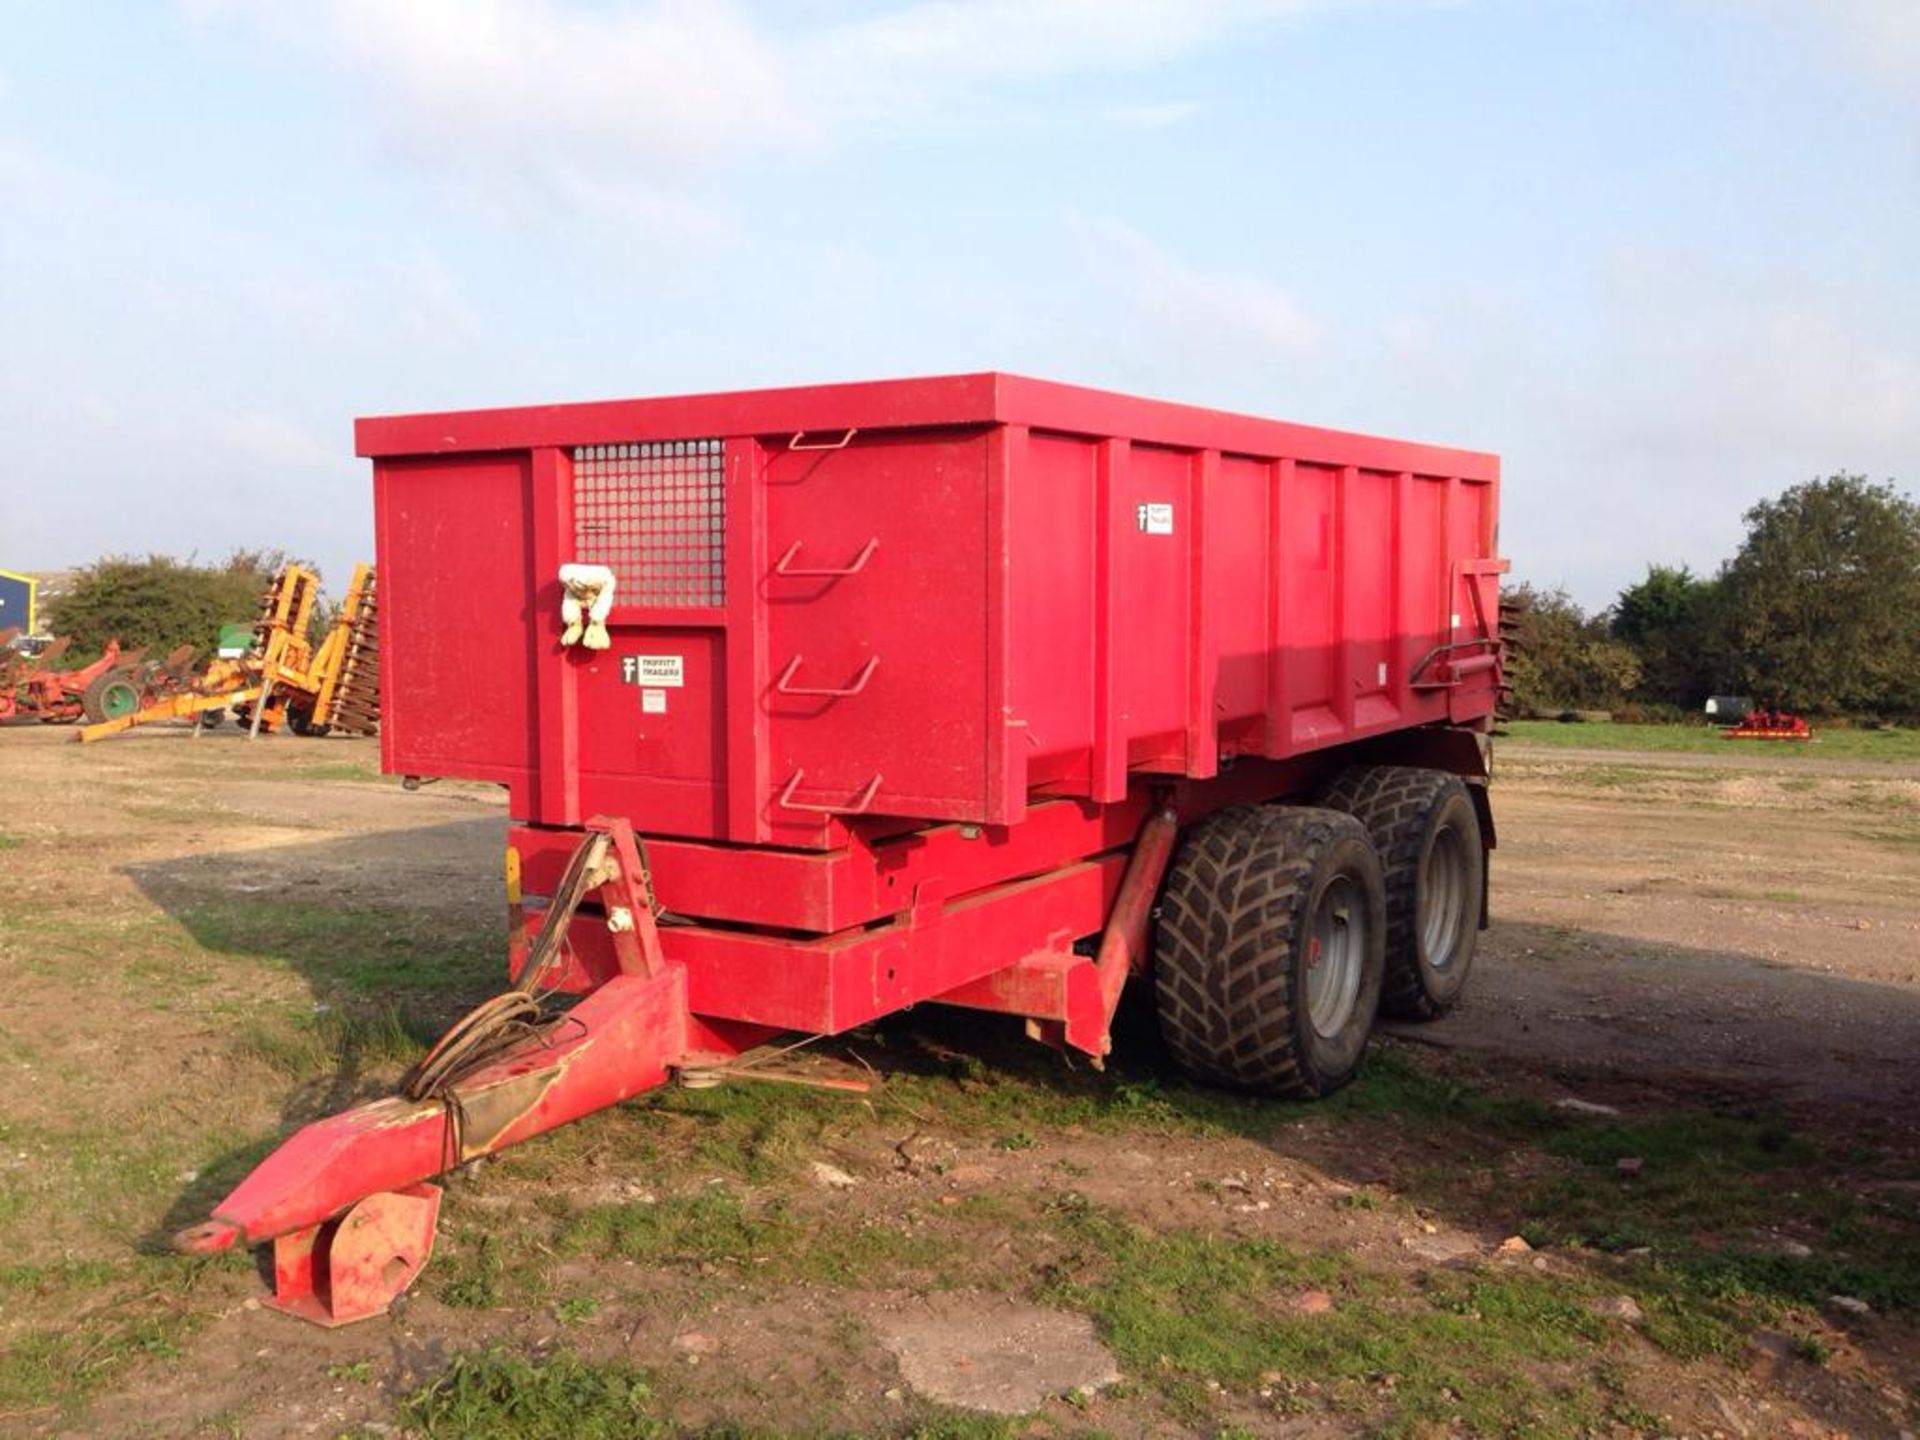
1318,766 -> 1482,1021
1154,805 -> 1385,1098
81,670 -> 142,724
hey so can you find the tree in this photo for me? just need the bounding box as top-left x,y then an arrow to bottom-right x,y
1611,564 -> 1721,709
46,550 -> 296,657
1503,582 -> 1642,715
1716,475 -> 1920,714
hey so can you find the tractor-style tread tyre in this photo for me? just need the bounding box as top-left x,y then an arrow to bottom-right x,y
1317,766 -> 1483,1022
1154,805 -> 1386,1099
288,707 -> 331,738
81,669 -> 142,725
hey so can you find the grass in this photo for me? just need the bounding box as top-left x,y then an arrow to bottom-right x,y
174,897 -> 498,997
400,1346 -> 1033,1440
555,1184 -> 961,1290
0,833 -> 23,851
0,1253 -> 242,1420
0,891 -> 490,1420
235,759 -> 389,785
229,1002 -> 433,1080
1035,1196 -> 1625,1435
404,1348 -> 664,1440
9,1018 -> 1911,1435
479,1027 -> 1292,1198
4,740 -> 1914,1436
1340,1054 -> 1920,1343
1512,762 -> 1721,792
1503,718 -> 1920,762
1856,824 -> 1920,850
412,1043 -> 1917,1433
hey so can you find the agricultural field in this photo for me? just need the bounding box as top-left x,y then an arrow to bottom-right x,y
0,727 -> 1915,1438
1502,718 -> 1920,765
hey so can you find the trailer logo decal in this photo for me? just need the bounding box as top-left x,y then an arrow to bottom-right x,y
1137,502 -> 1174,536
620,655 -> 685,688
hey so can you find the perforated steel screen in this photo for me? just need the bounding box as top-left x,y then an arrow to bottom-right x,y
572,440 -> 726,606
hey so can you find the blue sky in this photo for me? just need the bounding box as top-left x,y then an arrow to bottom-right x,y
2,0 -> 1915,608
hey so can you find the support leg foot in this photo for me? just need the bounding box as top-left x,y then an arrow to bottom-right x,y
265,1183 -> 442,1327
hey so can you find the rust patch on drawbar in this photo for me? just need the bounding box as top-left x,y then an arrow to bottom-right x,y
453,1057 -> 571,1160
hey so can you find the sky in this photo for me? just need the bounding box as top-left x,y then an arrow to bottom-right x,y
2,0 -> 1916,609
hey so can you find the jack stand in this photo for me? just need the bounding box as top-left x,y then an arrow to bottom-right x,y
265,1183 -> 442,1326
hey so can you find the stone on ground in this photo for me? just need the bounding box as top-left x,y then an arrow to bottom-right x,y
871,1296 -> 1120,1415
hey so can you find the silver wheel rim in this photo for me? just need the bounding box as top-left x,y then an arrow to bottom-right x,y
1304,874 -> 1366,1039
1421,824 -> 1470,972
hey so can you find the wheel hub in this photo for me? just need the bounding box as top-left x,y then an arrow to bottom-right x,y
1304,876 -> 1365,1039
1420,824 -> 1470,972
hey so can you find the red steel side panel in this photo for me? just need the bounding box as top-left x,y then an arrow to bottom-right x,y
374,453 -> 536,798
360,374 -> 1501,845
1283,463 -> 1339,746
1208,455 -> 1273,734
763,428 -> 991,826
1013,435 -> 1096,793
1112,444 -> 1189,765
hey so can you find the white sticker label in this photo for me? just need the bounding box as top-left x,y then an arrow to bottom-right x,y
1377,662 -> 1389,687
621,655 -> 684,688
1137,502 -> 1174,535
640,688 -> 667,714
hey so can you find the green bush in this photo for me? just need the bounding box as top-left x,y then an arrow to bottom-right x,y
45,550 -> 299,657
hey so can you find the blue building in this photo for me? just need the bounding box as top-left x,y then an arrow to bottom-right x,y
0,570 -> 36,637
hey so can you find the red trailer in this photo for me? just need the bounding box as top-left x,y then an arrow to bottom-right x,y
177,373 -> 1506,1323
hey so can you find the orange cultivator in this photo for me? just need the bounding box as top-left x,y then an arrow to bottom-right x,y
75,564 -> 379,742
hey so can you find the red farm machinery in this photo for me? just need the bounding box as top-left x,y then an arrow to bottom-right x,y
0,632 -> 165,724
176,373 -> 1507,1324
1725,708 -> 1812,741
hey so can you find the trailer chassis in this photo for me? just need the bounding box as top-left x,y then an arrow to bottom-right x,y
174,755 -> 1372,1323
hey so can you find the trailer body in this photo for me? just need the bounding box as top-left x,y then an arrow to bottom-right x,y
181,374 -> 1506,1324
363,372 -> 1501,854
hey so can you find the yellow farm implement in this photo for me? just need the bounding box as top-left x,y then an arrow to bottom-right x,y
77,564 -> 379,743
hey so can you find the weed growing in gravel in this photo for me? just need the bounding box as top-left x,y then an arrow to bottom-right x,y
405,1348 -> 662,1439
1331,1052 -> 1918,1346
430,1230 -> 551,1311
1512,1109 -> 1919,1323
1035,1195 -> 1623,1435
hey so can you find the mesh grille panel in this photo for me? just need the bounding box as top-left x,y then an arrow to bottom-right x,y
572,440 -> 726,606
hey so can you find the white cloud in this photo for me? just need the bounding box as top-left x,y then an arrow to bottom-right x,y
1075,216 -> 1322,359
0,134 -> 72,211
334,0 -> 798,165
795,0 -> 1323,123
1566,250 -> 1918,453
1375,249 -> 1920,602
1740,0 -> 1920,92
187,0 -> 1390,224
221,410 -> 339,473
188,0 -> 797,234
